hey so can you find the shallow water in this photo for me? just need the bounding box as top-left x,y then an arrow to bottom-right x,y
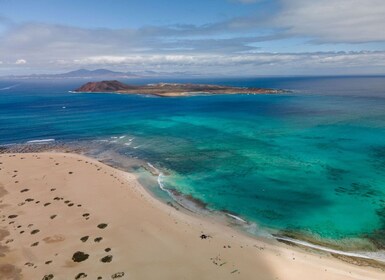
1,76 -> 385,251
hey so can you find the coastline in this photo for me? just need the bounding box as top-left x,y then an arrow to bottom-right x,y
0,152 -> 384,279
2,142 -> 385,258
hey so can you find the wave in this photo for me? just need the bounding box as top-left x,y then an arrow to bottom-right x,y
26,139 -> 55,144
157,173 -> 168,192
0,143 -> 18,147
226,213 -> 247,223
0,84 -> 19,91
146,163 -> 181,203
146,162 -> 160,174
95,136 -> 135,146
275,236 -> 385,262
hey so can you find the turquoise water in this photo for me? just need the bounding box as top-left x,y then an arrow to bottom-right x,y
1,76 -> 385,251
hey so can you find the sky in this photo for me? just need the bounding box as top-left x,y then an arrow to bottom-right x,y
0,0 -> 385,76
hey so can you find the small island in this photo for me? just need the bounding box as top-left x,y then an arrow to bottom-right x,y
74,80 -> 283,97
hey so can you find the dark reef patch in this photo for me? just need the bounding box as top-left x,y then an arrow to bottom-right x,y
334,182 -> 383,199
324,165 -> 348,181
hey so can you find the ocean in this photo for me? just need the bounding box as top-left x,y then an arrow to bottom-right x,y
1,76 -> 385,256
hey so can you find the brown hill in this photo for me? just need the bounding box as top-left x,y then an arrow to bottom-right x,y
75,80 -> 138,92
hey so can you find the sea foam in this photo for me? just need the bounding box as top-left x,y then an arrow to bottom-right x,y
26,139 -> 55,144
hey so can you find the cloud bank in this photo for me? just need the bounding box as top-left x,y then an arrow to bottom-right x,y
0,0 -> 384,76
277,0 -> 385,43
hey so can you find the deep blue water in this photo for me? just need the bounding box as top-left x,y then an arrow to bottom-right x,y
1,76 -> 385,251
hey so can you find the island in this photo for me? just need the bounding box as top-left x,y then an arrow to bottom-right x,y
74,80 -> 283,97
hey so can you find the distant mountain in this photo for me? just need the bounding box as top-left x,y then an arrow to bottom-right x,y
0,69 -> 137,80
55,69 -> 136,78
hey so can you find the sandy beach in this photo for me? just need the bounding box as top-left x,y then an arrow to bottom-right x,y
0,152 -> 383,280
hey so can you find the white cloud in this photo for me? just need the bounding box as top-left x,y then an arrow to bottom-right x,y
276,0 -> 385,43
15,59 -> 27,65
0,1 -> 384,75
58,51 -> 385,75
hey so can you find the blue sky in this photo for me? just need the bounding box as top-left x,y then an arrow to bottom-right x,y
0,0 -> 385,76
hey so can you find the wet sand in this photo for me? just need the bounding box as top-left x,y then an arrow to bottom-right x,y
0,153 -> 383,280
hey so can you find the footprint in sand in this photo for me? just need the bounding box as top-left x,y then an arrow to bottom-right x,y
111,272 -> 125,279
45,260 -> 52,265
8,215 -> 18,219
50,188 -> 56,191
80,236 -> 89,243
75,272 -> 87,279
31,242 -> 39,247
94,237 -> 103,243
97,223 -> 108,229
72,251 -> 89,262
42,274 -> 54,280
50,215 -> 57,219
31,229 -> 40,235
105,248 -> 111,252
100,255 -> 113,263
44,202 -> 51,207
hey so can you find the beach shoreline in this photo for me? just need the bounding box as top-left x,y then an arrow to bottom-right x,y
0,152 -> 384,279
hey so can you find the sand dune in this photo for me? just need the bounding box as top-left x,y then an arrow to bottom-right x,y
0,153 -> 383,280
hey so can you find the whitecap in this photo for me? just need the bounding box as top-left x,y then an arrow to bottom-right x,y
26,139 -> 55,144
0,84 -> 19,91
275,236 -> 385,262
226,213 -> 247,223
